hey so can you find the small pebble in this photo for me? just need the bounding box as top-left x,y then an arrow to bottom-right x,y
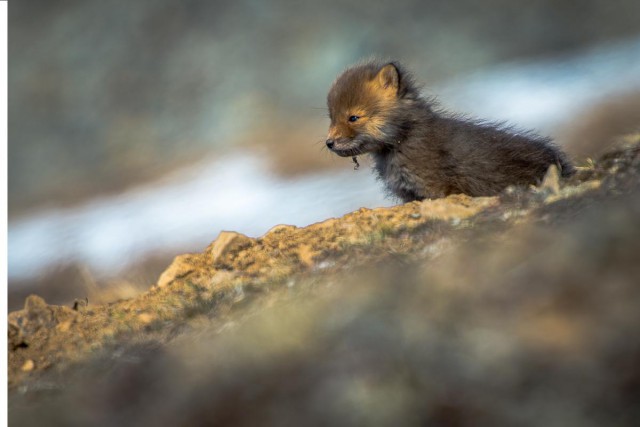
21,360 -> 35,372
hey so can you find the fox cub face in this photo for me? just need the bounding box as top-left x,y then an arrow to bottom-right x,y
326,62 -> 403,157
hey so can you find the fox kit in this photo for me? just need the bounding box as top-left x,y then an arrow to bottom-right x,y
325,60 -> 574,202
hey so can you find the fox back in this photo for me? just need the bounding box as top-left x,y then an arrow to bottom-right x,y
325,60 -> 574,202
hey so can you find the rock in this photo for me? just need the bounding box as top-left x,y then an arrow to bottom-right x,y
157,232 -> 255,287
8,295 -> 78,351
157,254 -> 200,288
20,295 -> 56,340
541,164 -> 561,194
206,231 -> 254,266
25,295 -> 48,313
20,360 -> 35,372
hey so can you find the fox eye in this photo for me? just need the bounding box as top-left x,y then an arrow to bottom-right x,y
348,115 -> 360,122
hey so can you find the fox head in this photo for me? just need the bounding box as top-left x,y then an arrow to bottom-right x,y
325,60 -> 421,157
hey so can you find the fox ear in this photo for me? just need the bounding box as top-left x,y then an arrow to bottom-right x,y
374,63 -> 400,92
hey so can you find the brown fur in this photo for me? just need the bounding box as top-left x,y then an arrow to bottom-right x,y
326,60 -> 575,202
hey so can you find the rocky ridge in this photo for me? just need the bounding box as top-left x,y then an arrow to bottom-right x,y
8,136 -> 640,426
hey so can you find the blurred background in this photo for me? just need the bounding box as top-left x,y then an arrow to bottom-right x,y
8,0 -> 640,309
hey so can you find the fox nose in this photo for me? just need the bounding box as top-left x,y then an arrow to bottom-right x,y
326,139 -> 335,149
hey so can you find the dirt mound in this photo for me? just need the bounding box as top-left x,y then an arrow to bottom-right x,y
8,137 -> 640,426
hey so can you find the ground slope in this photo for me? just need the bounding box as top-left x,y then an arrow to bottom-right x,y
8,136 -> 640,426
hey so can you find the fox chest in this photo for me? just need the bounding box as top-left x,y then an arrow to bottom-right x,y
372,152 -> 427,202
373,150 -> 453,202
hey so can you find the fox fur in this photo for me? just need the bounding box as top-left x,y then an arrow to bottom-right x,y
325,60 -> 574,202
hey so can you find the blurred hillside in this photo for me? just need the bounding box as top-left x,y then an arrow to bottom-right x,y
9,138 -> 640,426
9,0 -> 640,216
